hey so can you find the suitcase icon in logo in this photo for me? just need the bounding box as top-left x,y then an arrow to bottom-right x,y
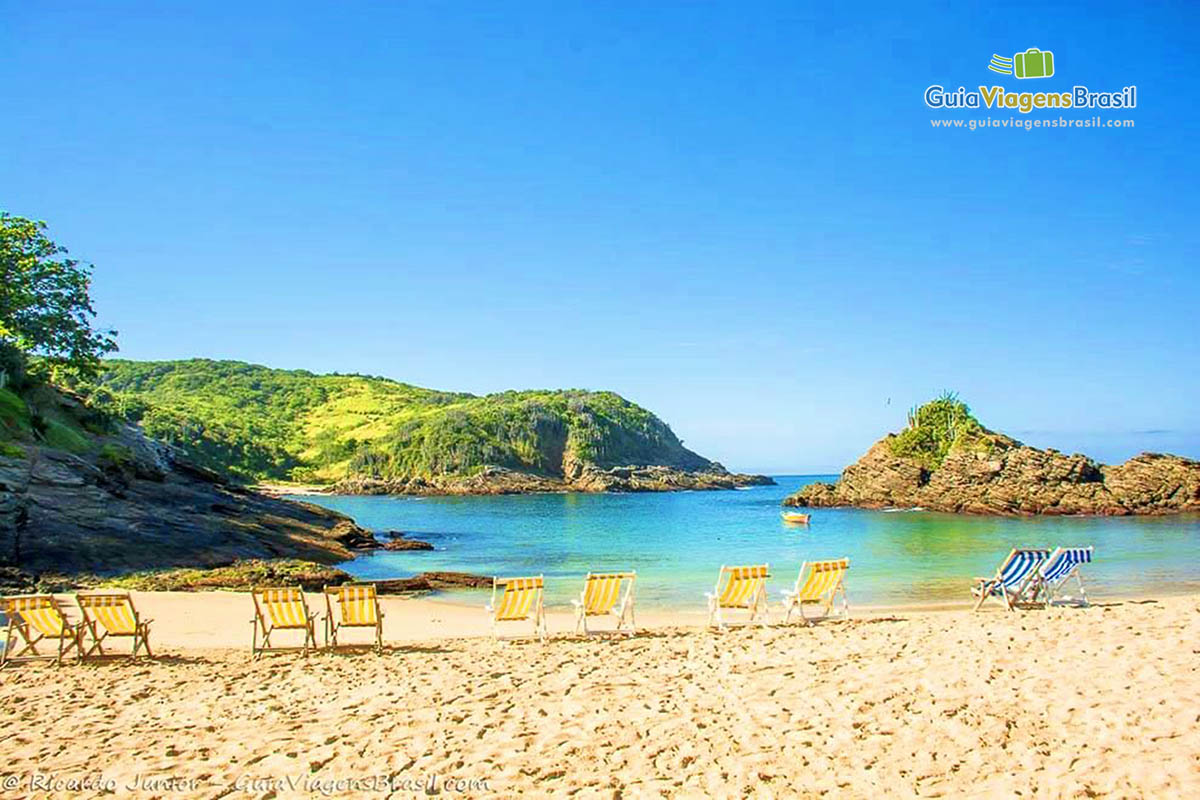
1014,48 -> 1054,79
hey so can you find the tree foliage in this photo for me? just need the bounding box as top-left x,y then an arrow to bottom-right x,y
0,214 -> 117,379
888,391 -> 985,470
94,359 -> 710,483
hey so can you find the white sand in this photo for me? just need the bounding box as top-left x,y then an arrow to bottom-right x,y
1,592 -> 1197,797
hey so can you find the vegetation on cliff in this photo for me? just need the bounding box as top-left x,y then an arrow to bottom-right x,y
786,394 -> 1200,516
887,392 -> 990,470
90,359 -> 719,485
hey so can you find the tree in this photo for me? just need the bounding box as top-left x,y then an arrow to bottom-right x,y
0,214 -> 117,380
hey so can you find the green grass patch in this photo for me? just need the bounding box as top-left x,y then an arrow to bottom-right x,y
0,441 -> 24,459
0,388 -> 32,437
98,559 -> 353,592
40,418 -> 92,453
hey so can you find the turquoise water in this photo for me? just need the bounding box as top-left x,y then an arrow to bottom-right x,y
293,476 -> 1200,609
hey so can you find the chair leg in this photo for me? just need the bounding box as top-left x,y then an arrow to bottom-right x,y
1076,572 -> 1089,606
1,620 -> 14,669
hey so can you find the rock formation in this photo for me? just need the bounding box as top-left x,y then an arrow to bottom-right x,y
0,422 -> 374,576
785,401 -> 1200,516
331,463 -> 773,496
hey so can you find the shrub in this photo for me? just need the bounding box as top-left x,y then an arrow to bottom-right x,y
889,392 -> 984,470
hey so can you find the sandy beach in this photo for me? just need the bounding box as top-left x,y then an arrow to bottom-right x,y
0,592 -> 1196,798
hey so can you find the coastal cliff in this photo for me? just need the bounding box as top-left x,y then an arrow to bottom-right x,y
784,395 -> 1200,516
0,384 -> 375,579
93,359 -> 773,494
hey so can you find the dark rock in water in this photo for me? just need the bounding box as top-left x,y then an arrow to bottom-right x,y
375,571 -> 492,593
784,434 -> 1200,517
379,533 -> 434,551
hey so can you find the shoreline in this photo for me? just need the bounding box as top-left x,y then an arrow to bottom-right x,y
24,587 -> 1195,651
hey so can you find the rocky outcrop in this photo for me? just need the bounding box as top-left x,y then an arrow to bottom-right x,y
785,435 -> 1200,516
374,572 -> 493,593
331,464 -> 774,496
379,532 -> 435,551
3,424 -> 373,576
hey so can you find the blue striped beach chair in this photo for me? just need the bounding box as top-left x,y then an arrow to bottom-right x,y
1036,546 -> 1094,607
971,548 -> 1050,611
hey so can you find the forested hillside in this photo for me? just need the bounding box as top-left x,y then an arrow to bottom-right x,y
93,360 -> 723,486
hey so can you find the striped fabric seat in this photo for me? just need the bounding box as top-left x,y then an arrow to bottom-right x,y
1037,547 -> 1094,606
706,565 -> 770,628
251,586 -> 318,658
781,558 -> 850,624
571,572 -> 636,636
76,593 -> 153,659
323,584 -> 384,652
1,595 -> 86,667
972,548 -> 1050,611
488,576 -> 547,641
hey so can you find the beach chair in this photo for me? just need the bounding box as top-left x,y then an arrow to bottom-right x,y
1,595 -> 86,667
706,564 -> 770,628
323,583 -> 384,652
571,572 -> 636,636
780,558 -> 850,624
487,576 -> 546,641
250,586 -> 318,658
76,592 -> 154,660
1036,546 -> 1094,607
971,548 -> 1050,611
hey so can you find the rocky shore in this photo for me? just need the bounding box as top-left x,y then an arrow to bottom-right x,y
786,434 -> 1200,516
0,422 -> 376,577
330,464 -> 774,496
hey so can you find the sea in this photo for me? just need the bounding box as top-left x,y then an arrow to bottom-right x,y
291,475 -> 1200,610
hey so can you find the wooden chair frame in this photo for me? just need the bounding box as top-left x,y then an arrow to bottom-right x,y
1,595 -> 86,667
323,583 -> 384,653
251,586 -> 318,658
706,564 -> 770,629
571,572 -> 636,637
76,592 -> 154,660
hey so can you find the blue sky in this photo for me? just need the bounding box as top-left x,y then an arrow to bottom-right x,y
2,2 -> 1197,472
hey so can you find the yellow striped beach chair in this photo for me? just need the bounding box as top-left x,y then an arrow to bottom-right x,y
251,586 -> 318,658
323,583 -> 384,652
1,595 -> 86,667
487,576 -> 547,641
571,572 -> 636,636
780,558 -> 849,624
76,592 -> 153,659
706,564 -> 770,628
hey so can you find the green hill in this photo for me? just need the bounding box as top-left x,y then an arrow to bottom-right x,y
92,359 -> 724,486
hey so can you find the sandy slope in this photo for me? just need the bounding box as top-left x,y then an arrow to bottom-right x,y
0,594 -> 1196,798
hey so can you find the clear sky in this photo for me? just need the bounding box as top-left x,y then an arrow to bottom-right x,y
2,2 -> 1197,473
